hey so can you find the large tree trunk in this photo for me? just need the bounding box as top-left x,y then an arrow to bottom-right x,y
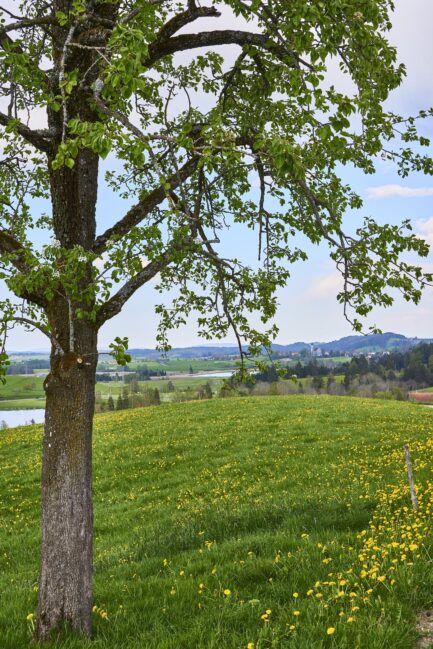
33,142 -> 99,640
34,323 -> 98,641
32,3 -> 118,639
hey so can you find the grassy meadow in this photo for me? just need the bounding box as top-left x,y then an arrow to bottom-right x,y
127,358 -> 240,372
0,399 -> 45,411
1,396 -> 433,648
0,375 -> 45,401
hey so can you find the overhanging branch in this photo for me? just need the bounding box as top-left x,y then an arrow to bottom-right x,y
0,230 -> 47,307
0,112 -> 54,153
154,5 -> 221,42
96,243 -> 185,326
9,316 -> 64,355
146,30 -> 314,70
93,156 -> 199,256
0,15 -> 57,35
0,229 -> 33,273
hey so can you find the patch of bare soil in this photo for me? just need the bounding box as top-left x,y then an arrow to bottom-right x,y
415,610 -> 433,648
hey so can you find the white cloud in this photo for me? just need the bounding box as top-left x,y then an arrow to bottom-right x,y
416,217 -> 433,247
306,272 -> 343,300
366,184 -> 433,199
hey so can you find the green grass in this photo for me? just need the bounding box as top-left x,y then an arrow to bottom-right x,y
1,396 -> 433,648
318,356 -> 348,365
0,375 -> 45,400
95,377 -> 223,399
0,398 -> 45,410
281,357 -> 348,366
126,358 -> 241,372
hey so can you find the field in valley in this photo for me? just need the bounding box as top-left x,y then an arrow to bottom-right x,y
1,396 -> 433,648
0,375 -> 45,401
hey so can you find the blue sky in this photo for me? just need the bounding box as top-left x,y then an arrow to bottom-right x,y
3,0 -> 433,350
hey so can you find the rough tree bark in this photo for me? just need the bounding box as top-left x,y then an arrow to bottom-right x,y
34,152 -> 99,640
36,324 -> 97,640
34,144 -> 100,642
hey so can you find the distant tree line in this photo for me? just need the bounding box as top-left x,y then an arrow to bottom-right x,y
278,343 -> 433,388
93,366 -> 168,383
221,343 -> 433,401
7,358 -> 50,374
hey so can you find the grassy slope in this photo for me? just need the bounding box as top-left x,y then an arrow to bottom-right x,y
0,375 -> 45,400
1,396 -> 433,649
0,399 -> 45,410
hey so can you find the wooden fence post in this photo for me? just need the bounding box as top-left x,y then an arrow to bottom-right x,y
404,444 -> 418,512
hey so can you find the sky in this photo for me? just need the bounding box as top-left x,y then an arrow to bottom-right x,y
3,0 -> 433,350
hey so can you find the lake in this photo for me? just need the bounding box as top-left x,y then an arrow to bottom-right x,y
0,409 -> 45,429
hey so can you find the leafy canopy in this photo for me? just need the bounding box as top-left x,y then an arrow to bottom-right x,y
0,0 -> 432,377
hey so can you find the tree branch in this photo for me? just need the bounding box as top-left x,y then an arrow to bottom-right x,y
9,316 -> 64,355
96,242 -> 187,326
93,155 -> 199,255
146,30 -> 314,70
0,19 -> 52,96
0,112 -> 54,153
0,15 -> 57,35
154,5 -> 221,43
0,229 -> 33,273
0,230 -> 47,306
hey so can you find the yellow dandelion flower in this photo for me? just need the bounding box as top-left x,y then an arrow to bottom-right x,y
327,627 -> 336,635
223,588 -> 231,596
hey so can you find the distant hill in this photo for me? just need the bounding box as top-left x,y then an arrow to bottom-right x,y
321,332 -> 430,354
280,332 -> 433,355
10,332 -> 432,360
127,345 -> 240,359
129,333 -> 431,358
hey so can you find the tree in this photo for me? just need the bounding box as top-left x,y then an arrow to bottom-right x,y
116,393 -> 124,410
311,375 -> 324,392
0,0 -> 432,641
107,395 -> 115,411
129,378 -> 141,393
197,380 -> 213,399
